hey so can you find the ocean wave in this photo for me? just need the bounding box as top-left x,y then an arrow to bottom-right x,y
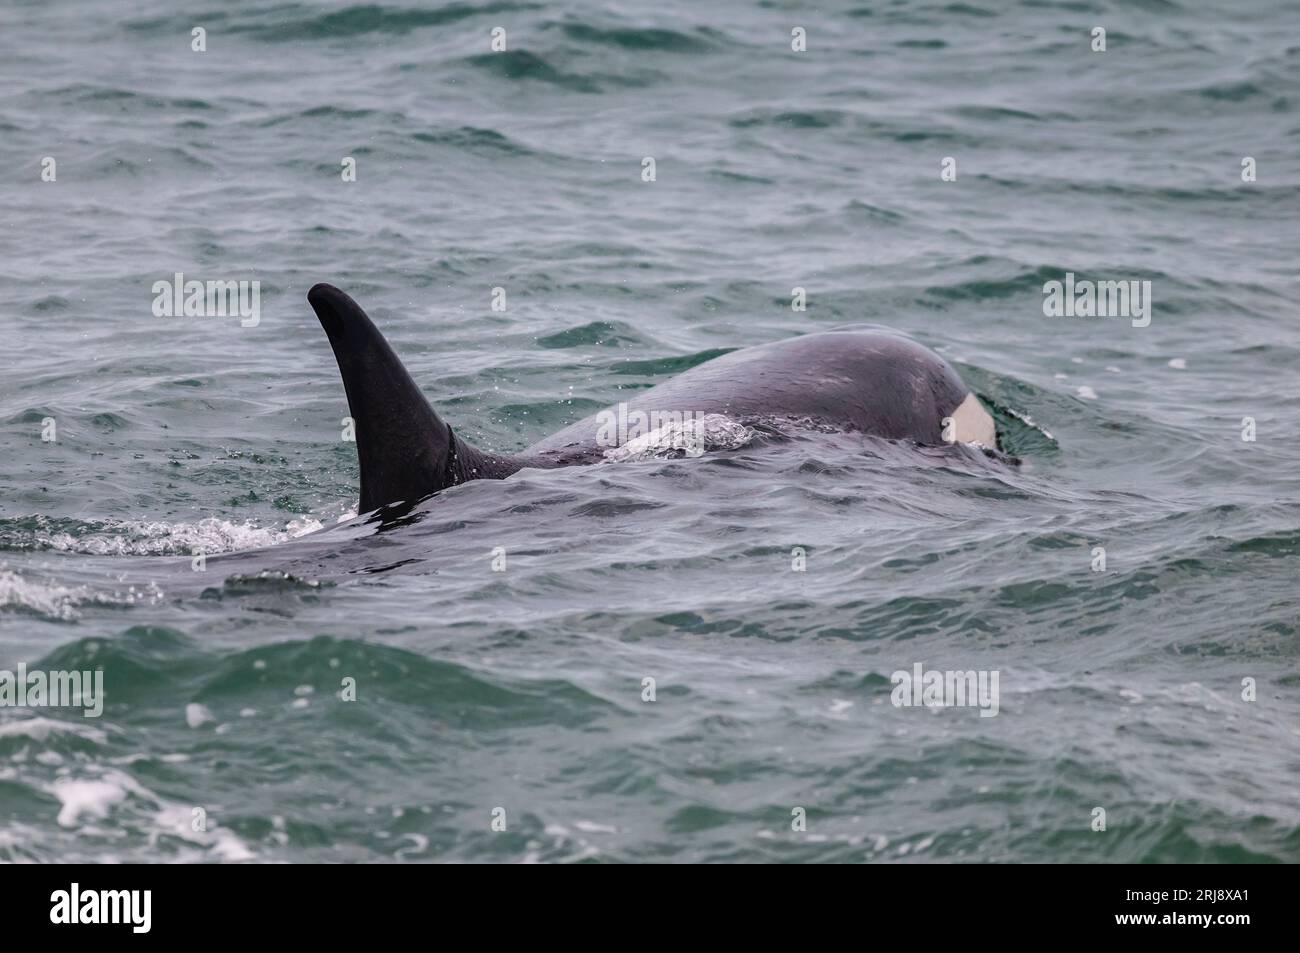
127,2 -> 543,43
0,568 -> 158,621
464,49 -> 641,92
411,126 -> 535,157
0,515 -> 326,557
550,22 -> 725,53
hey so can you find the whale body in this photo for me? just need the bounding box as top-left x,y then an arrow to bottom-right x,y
308,283 -> 997,513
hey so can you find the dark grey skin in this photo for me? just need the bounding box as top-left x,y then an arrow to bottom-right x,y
309,283 -> 993,513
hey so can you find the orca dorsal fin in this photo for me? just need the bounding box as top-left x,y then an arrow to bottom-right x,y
309,283 -> 523,512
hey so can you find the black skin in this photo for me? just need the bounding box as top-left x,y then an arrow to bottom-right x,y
308,283 -> 985,513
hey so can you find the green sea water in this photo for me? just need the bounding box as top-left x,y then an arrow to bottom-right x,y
1,0 -> 1299,862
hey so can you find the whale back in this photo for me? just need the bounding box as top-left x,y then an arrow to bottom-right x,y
527,330 -> 991,459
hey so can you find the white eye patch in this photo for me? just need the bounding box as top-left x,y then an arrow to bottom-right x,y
947,392 -> 997,447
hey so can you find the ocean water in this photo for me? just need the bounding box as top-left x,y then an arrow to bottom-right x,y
2,0 -> 1299,863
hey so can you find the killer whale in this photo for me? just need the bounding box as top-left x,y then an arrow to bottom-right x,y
308,283 -> 997,513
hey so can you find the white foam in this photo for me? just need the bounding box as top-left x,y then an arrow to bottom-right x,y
0,717 -> 108,745
149,804 -> 255,862
28,515 -> 326,557
0,569 -> 146,621
185,703 -> 216,729
394,833 -> 428,859
1002,406 -> 1055,441
43,768 -> 255,861
603,413 -> 754,463
573,820 -> 618,834
50,772 -> 145,828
